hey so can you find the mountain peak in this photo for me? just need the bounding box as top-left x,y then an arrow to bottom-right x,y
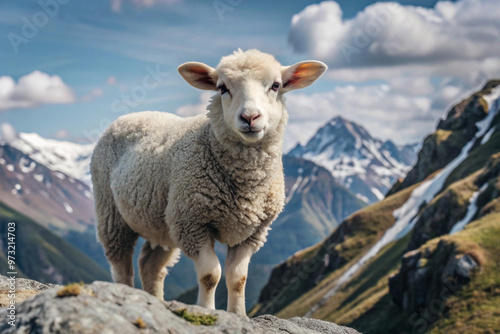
288,117 -> 417,203
2,131 -> 94,186
325,116 -> 374,142
328,115 -> 348,125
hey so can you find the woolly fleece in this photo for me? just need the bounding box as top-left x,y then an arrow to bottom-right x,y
91,50 -> 288,260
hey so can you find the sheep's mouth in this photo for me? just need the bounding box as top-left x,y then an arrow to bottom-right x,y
239,125 -> 264,134
240,128 -> 263,134
237,126 -> 265,142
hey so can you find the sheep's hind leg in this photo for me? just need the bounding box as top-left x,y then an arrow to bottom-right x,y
99,219 -> 139,287
191,242 -> 221,310
139,241 -> 180,299
225,244 -> 253,316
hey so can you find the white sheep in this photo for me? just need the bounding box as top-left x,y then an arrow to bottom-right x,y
91,49 -> 326,315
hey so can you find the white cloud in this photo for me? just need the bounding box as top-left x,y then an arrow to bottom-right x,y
289,0 -> 500,82
0,123 -> 17,142
283,79 -> 474,152
175,92 -> 213,117
0,71 -> 75,112
388,76 -> 434,96
281,0 -> 500,151
110,0 -> 180,12
325,58 -> 500,86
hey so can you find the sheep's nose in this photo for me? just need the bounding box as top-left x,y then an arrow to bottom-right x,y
240,113 -> 260,125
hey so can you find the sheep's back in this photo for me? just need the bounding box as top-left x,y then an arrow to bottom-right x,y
92,111 -> 209,246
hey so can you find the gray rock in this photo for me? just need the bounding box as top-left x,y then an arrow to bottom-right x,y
0,275 -> 60,308
454,254 -> 478,279
0,279 -> 361,334
0,275 -> 60,292
254,315 -> 361,334
401,249 -> 420,269
443,253 -> 478,283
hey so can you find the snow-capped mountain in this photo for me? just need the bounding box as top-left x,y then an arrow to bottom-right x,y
288,116 -> 418,203
0,125 -> 369,307
0,143 -> 95,232
254,81 -> 500,333
4,132 -> 94,186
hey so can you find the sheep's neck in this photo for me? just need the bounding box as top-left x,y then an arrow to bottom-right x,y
205,125 -> 283,187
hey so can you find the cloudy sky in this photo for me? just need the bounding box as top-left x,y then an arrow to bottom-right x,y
1,0 -> 499,151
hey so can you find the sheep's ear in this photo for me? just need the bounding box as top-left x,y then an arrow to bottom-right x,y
178,62 -> 218,91
281,61 -> 328,93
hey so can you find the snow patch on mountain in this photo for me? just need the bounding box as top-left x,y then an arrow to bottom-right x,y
305,85 -> 500,317
1,131 -> 94,186
288,116 -> 419,203
450,183 -> 488,234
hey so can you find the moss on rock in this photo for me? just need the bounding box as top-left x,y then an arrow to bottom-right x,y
172,308 -> 218,326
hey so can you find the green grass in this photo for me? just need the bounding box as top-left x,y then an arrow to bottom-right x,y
427,212 -> 500,334
250,182 -> 419,318
316,233 -> 412,325
341,211 -> 500,334
337,233 -> 411,316
265,83 -> 500,333
261,148 -> 500,333
444,126 -> 500,188
341,154 -> 500,333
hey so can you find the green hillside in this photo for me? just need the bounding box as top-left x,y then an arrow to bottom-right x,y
250,181 -> 420,317
251,81 -> 500,334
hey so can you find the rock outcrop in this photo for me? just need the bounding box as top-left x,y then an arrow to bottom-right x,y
0,276 -> 360,334
387,80 -> 499,196
388,239 -> 480,311
251,184 -> 416,317
0,275 -> 59,308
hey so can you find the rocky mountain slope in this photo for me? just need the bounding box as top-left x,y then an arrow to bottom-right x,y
0,144 -> 95,233
260,156 -> 365,262
251,80 -> 500,334
0,127 -> 364,306
0,202 -> 110,284
0,275 -> 360,334
3,131 -> 94,186
288,116 -> 418,203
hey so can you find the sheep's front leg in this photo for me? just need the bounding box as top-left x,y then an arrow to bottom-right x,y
225,244 -> 253,315
192,242 -> 221,309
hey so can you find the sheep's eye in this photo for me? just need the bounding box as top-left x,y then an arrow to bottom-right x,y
271,82 -> 280,92
218,84 -> 229,95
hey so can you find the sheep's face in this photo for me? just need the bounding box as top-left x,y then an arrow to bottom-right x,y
178,50 -> 327,144
215,65 -> 284,144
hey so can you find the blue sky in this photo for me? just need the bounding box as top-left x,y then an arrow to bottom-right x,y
1,0 -> 499,150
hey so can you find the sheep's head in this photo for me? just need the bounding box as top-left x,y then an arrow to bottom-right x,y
178,49 -> 327,145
